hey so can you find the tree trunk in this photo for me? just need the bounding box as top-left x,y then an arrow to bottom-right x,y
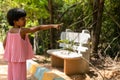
91,0 -> 105,55
34,32 -> 39,54
48,0 -> 58,49
48,0 -> 54,23
48,0 -> 54,48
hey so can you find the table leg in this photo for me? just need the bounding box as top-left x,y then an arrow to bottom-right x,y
64,58 -> 89,75
51,55 -> 64,68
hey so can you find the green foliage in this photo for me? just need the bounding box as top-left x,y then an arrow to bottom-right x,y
36,30 -> 50,55
57,39 -> 70,44
0,0 -> 120,57
58,0 -> 92,32
100,0 -> 120,57
57,39 -> 78,52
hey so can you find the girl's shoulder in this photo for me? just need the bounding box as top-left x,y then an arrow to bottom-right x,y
8,28 -> 27,34
8,28 -> 29,37
9,28 -> 20,33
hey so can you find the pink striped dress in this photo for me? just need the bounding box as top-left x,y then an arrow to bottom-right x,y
4,30 -> 34,80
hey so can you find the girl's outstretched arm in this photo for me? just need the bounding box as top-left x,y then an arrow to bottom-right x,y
21,23 -> 63,34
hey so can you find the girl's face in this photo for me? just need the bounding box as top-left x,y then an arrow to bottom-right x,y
14,17 -> 26,28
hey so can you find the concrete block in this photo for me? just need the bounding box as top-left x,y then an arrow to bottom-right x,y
34,67 -> 49,80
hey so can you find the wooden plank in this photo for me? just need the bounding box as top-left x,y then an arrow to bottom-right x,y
51,55 -> 64,68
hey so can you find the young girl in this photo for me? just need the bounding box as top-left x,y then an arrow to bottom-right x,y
3,8 -> 62,80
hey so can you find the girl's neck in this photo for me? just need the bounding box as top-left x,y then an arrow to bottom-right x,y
13,26 -> 20,28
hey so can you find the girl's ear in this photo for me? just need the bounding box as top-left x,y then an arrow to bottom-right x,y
13,20 -> 16,24
13,20 -> 18,26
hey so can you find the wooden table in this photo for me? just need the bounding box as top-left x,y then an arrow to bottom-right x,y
47,49 -> 89,75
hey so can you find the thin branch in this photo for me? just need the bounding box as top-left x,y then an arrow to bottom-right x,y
81,57 -> 104,80
57,1 -> 82,22
68,9 -> 97,28
114,52 -> 120,61
104,7 -> 120,29
104,35 -> 120,56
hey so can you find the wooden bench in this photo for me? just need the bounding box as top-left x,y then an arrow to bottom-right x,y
47,30 -> 90,75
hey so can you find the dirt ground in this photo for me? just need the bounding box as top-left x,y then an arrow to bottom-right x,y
1,41 -> 120,80
33,55 -> 120,80
0,54 -> 120,80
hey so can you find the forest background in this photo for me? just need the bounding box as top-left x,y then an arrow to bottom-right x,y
0,0 -> 120,59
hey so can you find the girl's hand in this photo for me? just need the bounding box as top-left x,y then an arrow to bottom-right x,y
53,23 -> 63,29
